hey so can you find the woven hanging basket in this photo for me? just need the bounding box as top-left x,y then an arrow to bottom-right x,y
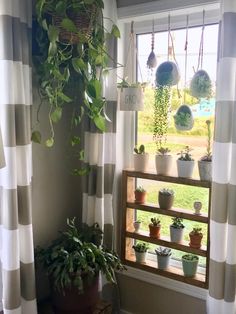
52,6 -> 96,44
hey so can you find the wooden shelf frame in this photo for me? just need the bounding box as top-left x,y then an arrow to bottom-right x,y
121,170 -> 212,289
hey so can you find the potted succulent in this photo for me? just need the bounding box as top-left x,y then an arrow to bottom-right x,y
177,146 -> 195,178
132,242 -> 149,263
155,246 -> 172,270
158,188 -> 174,210
149,217 -> 161,238
174,105 -> 194,131
170,217 -> 185,243
133,220 -> 142,233
155,147 -> 173,176
182,254 -> 199,277
198,120 -> 212,181
117,78 -> 146,111
35,218 -> 125,314
190,70 -> 212,99
133,144 -> 149,172
134,186 -> 147,204
155,61 -> 180,87
189,227 -> 203,249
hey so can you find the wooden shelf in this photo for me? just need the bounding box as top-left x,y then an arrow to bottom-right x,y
126,231 -> 207,257
125,253 -> 207,289
127,202 -> 208,223
123,170 -> 211,188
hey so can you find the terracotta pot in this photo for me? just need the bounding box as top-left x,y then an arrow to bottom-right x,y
134,191 -> 146,204
189,232 -> 203,249
158,193 -> 174,210
51,275 -> 99,314
133,153 -> 149,172
155,155 -> 173,175
149,224 -> 161,238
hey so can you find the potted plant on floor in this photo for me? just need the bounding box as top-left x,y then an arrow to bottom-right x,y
198,120 -> 212,181
149,217 -> 161,238
170,217 -> 185,243
177,146 -> 195,178
189,227 -> 203,249
182,254 -> 199,277
155,246 -> 172,270
35,218 -> 125,314
132,242 -> 149,263
158,188 -> 175,210
134,186 -> 147,204
133,220 -> 142,233
133,144 -> 149,172
155,147 -> 173,176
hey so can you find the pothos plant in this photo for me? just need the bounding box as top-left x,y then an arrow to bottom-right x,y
33,0 -> 120,173
153,86 -> 171,152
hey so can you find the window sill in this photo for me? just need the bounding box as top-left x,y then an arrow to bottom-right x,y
121,265 -> 208,301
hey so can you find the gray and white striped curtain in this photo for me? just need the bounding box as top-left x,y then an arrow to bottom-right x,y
0,1 -> 37,313
208,1 -> 236,313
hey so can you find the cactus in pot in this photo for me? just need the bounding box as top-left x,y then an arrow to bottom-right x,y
133,242 -> 149,263
158,188 -> 174,210
155,246 -> 172,270
133,144 -> 149,172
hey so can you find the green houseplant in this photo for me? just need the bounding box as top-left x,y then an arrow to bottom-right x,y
198,120 -> 212,181
158,188 -> 174,210
189,227 -> 203,249
182,254 -> 199,277
134,186 -> 147,204
174,105 -> 194,131
33,0 -> 120,157
177,146 -> 195,178
169,217 -> 185,243
132,242 -> 149,263
190,70 -> 212,99
35,218 -> 125,313
133,144 -> 149,172
155,246 -> 172,270
149,217 -> 161,238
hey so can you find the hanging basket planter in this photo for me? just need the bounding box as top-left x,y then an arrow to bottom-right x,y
190,70 -> 212,98
155,61 -> 180,87
174,105 -> 194,131
118,86 -> 144,111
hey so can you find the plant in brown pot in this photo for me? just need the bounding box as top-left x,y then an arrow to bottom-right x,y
35,218 -> 125,314
134,186 -> 147,204
158,188 -> 174,210
189,227 -> 203,249
149,217 -> 161,238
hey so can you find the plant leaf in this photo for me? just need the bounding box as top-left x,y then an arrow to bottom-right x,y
58,92 -> 72,103
45,138 -> 54,147
61,18 -> 77,33
51,107 -> 62,123
31,131 -> 41,144
94,115 -> 106,132
84,0 -> 95,4
87,79 -> 102,98
48,25 -> 59,42
48,42 -> 57,56
111,24 -> 120,38
55,1 -> 67,14
72,58 -> 86,73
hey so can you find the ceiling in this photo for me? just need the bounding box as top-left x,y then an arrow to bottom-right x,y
116,0 -> 157,8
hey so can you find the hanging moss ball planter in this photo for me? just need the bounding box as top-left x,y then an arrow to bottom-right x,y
155,61 -> 180,87
190,70 -> 212,98
174,105 -> 194,131
118,86 -> 144,111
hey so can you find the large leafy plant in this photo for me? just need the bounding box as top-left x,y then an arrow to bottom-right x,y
35,218 -> 125,293
33,0 -> 120,153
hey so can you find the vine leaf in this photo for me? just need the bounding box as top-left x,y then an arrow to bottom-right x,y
51,107 -> 62,123
45,138 -> 54,148
94,115 -> 106,132
31,131 -> 42,144
61,18 -> 77,33
111,24 -> 120,38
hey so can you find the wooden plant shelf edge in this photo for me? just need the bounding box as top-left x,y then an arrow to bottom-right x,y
127,202 -> 208,223
123,170 -> 211,188
126,231 -> 207,257
124,257 -> 207,289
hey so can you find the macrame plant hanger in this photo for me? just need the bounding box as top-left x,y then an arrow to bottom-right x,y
147,19 -> 157,84
118,21 -> 144,111
197,9 -> 205,72
174,15 -> 194,131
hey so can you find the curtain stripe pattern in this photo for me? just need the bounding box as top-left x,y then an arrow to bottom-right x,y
0,1 -> 37,313
208,1 -> 236,313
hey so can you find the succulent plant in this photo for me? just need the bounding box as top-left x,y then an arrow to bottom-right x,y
182,254 -> 199,261
159,188 -> 174,195
171,217 -> 184,229
190,70 -> 212,99
190,227 -> 203,235
135,186 -> 146,193
150,217 -> 161,226
157,147 -> 171,155
134,144 -> 145,154
155,246 -> 172,256
132,242 -> 149,253
178,146 -> 194,161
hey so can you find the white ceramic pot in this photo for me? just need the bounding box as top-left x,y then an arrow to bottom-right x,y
133,221 -> 141,233
170,226 -> 184,243
155,155 -> 173,175
134,251 -> 147,263
198,160 -> 212,181
133,153 -> 149,172
177,160 -> 195,178
118,87 -> 144,111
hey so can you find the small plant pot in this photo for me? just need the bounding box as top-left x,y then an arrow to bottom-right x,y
189,233 -> 203,249
133,153 -> 149,172
177,160 -> 195,178
170,226 -> 184,243
118,86 -> 144,111
155,155 -> 173,175
149,224 -> 161,238
156,254 -> 171,270
198,160 -> 212,181
134,191 -> 146,204
193,201 -> 202,215
182,256 -> 199,277
133,221 -> 141,233
174,105 -> 194,131
134,251 -> 147,264
158,193 -> 174,210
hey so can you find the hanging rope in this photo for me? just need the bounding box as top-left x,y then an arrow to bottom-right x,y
184,15 -> 189,103
167,14 -> 171,61
197,10 -> 205,71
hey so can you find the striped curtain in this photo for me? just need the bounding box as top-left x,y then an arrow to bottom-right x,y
208,1 -> 236,313
0,1 -> 37,313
